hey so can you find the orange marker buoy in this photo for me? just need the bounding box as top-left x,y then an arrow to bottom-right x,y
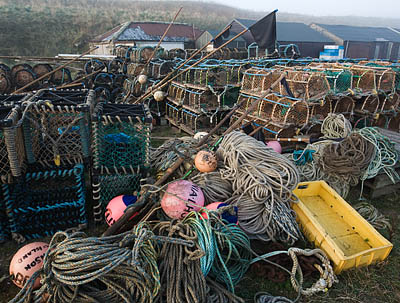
194,150 -> 218,173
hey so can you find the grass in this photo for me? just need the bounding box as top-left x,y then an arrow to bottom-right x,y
0,124 -> 399,302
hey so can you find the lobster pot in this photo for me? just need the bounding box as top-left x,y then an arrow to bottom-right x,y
351,68 -> 376,92
286,70 -> 330,99
305,121 -> 323,136
271,96 -> 309,126
373,114 -> 390,128
2,164 -> 87,241
149,59 -> 174,79
0,94 -> 31,106
114,45 -> 130,58
324,69 -> 352,94
127,63 -> 148,77
0,72 -> 11,94
167,48 -> 187,59
379,92 -> 399,113
23,90 -> 95,168
0,187 -> 10,242
375,69 -> 396,92
241,68 -> 282,94
332,95 -> 355,116
130,46 -> 162,63
181,108 -> 218,133
309,96 -> 332,120
165,102 -> 181,124
354,94 -> 380,115
122,78 -> 147,98
91,170 -> 144,223
92,103 -> 152,174
0,106 -> 26,183
388,114 -> 400,132
169,82 -> 220,111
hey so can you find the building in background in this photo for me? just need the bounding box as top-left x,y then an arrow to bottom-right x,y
311,24 -> 400,60
214,18 -> 335,58
90,21 -> 204,55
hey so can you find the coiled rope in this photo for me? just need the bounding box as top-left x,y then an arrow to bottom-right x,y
190,170 -> 233,204
214,131 -> 302,244
9,224 -> 162,303
321,113 -> 352,138
354,202 -> 392,231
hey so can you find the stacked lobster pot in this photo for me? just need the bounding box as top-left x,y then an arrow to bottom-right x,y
0,89 -> 95,243
231,67 -> 310,139
165,60 -> 246,134
0,94 -> 31,243
90,102 -> 152,224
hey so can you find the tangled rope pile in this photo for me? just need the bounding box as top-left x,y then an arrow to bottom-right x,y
214,131 -> 302,244
355,127 -> 399,182
321,113 -> 352,138
354,202 -> 392,231
10,224 -> 161,303
190,170 -> 233,203
318,132 -> 375,186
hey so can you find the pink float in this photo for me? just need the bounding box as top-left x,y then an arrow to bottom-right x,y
266,141 -> 282,154
105,195 -> 138,226
201,202 -> 238,224
161,180 -> 204,219
9,242 -> 49,289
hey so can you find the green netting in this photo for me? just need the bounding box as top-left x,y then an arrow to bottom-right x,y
91,172 -> 142,223
324,70 -> 352,93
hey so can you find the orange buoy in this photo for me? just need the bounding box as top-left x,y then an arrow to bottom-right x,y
194,150 -> 218,173
9,242 -> 49,289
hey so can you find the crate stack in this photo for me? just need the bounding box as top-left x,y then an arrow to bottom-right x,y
165,60 -> 245,134
0,89 -> 95,242
90,102 -> 152,223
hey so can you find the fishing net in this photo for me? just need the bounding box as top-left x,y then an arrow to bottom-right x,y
91,103 -> 152,174
324,69 -> 352,94
3,164 -> 87,242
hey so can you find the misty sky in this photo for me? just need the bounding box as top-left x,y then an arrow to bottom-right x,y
209,0 -> 400,18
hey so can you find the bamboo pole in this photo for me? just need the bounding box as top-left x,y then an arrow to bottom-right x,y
12,47 -> 98,94
132,25 -> 237,104
144,7 -> 183,67
103,73 -> 285,237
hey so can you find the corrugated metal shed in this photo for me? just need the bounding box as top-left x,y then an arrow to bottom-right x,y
235,19 -> 334,43
316,24 -> 400,42
92,21 -> 204,43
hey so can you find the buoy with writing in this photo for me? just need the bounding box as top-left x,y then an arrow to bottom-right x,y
201,202 -> 238,224
194,150 -> 218,173
266,141 -> 282,154
105,195 -> 138,226
9,242 -> 49,289
161,180 -> 204,219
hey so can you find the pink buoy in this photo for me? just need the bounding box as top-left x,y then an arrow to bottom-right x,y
161,180 -> 204,219
9,242 -> 49,289
105,195 -> 138,226
266,141 -> 282,154
201,202 -> 238,224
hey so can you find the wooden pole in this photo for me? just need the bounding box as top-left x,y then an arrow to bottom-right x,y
56,70 -> 100,89
103,73 -> 285,237
144,7 -> 183,67
133,26 -> 242,104
12,47 -> 98,94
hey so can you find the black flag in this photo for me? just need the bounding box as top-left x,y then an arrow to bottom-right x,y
213,25 -> 231,48
249,10 -> 277,54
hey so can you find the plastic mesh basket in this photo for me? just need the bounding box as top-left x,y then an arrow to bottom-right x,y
91,103 -> 152,174
3,164 -> 86,241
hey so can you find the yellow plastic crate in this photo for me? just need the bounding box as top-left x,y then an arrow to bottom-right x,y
293,181 -> 393,274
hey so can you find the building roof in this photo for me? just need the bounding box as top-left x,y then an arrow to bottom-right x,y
316,24 -> 400,42
234,19 -> 334,42
92,21 -> 204,43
